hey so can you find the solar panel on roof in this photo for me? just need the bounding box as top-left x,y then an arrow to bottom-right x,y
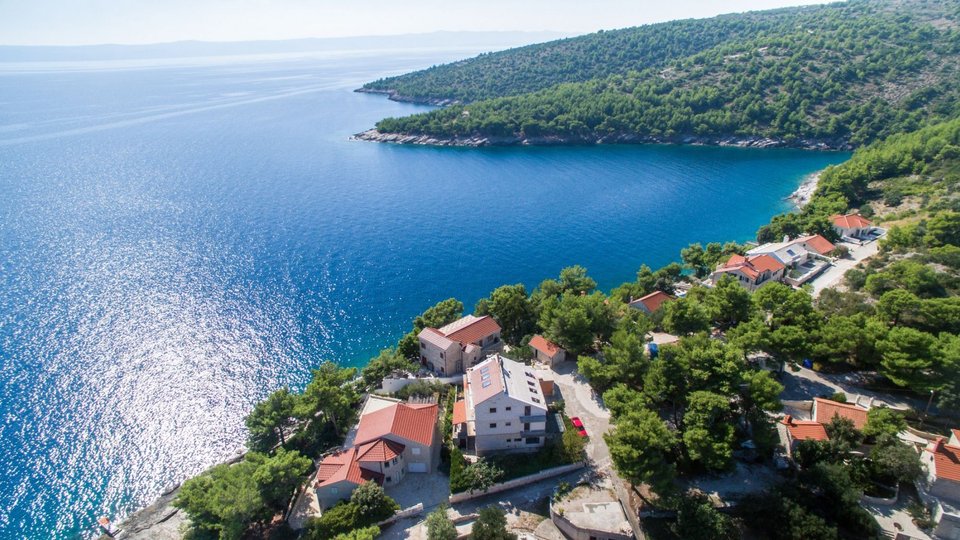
482,380 -> 491,388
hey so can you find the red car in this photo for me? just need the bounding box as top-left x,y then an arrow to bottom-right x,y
569,416 -> 588,437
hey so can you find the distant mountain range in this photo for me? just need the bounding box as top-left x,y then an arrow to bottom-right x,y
0,31 -> 574,62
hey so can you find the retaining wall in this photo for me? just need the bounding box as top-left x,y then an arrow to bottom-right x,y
448,462 -> 585,504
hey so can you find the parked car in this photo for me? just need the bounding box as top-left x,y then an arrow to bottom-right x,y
569,416 -> 588,437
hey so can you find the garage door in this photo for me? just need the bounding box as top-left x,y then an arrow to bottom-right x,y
408,462 -> 427,473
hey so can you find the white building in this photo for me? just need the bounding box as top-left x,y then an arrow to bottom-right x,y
417,315 -> 502,375
831,213 -> 873,240
746,234 -> 836,266
920,430 -> 960,539
453,354 -> 549,455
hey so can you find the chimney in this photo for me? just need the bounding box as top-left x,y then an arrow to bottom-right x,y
783,415 -> 792,425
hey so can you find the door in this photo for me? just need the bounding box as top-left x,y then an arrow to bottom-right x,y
408,462 -> 427,473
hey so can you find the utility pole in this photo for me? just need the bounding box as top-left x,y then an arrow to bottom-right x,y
919,389 -> 935,430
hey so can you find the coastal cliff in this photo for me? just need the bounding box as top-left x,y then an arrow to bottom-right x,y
353,128 -> 849,151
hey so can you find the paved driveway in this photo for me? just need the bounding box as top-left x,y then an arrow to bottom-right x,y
810,239 -> 879,296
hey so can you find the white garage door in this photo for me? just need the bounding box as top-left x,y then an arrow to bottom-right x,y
408,462 -> 427,473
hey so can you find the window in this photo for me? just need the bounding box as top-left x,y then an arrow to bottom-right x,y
489,407 -> 496,413
421,343 -> 426,349
524,406 -> 531,415
386,476 -> 392,483
384,461 -> 390,468
532,397 -> 541,404
526,437 -> 540,444
412,447 -> 421,456
440,352 -> 444,359
527,380 -> 535,387
525,372 -> 534,378
524,423 -> 530,431
505,406 -> 512,411
392,457 -> 398,465
505,422 -> 512,427
490,423 -> 497,429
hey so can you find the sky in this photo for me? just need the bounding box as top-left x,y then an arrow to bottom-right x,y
0,0 -> 833,46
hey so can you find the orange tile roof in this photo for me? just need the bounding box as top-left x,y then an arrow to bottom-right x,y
723,254 -> 748,268
356,438 -> 405,462
452,399 -> 466,425
529,334 -> 562,357
717,253 -> 783,281
635,290 -> 673,313
831,213 -> 872,229
926,438 -> 960,482
749,254 -> 785,273
315,447 -> 384,488
813,398 -> 868,429
444,315 -> 501,345
798,234 -> 836,255
354,402 -> 438,447
782,415 -> 829,442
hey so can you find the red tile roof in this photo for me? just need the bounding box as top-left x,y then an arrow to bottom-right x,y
926,437 -> 960,482
717,253 -> 784,281
635,290 -> 673,313
813,398 -> 868,429
315,447 -> 384,488
831,213 -> 872,229
798,234 -> 836,255
749,254 -> 785,273
782,415 -> 829,442
354,402 -> 438,447
444,315 -> 501,345
356,438 -> 405,462
452,399 -> 466,425
529,334 -> 562,358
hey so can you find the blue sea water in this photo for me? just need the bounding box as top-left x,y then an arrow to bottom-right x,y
0,47 -> 849,539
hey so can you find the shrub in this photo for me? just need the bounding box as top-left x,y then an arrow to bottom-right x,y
426,505 -> 457,540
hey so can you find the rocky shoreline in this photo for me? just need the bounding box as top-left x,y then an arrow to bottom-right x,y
352,128 -> 851,151
354,87 -> 460,107
787,171 -> 822,209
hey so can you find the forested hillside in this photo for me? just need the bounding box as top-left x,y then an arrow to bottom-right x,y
361,6 -> 811,103
362,0 -> 960,148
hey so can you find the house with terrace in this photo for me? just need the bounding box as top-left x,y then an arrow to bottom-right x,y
418,314 -> 502,375
709,254 -> 785,291
452,354 -> 549,455
920,430 -> 960,539
746,234 -> 836,287
831,212 -> 874,240
314,396 -> 439,509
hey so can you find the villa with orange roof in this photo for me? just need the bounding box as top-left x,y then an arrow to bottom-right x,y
453,354 -> 549,455
627,290 -> 674,315
709,253 -> 786,291
920,430 -> 960,539
314,396 -> 439,509
529,334 -> 566,367
812,397 -> 869,429
831,212 -> 874,239
418,314 -> 502,375
779,414 -> 830,458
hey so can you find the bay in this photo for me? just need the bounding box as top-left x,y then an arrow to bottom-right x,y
0,46 -> 848,539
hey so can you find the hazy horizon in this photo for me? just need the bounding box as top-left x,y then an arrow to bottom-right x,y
0,0 -> 833,47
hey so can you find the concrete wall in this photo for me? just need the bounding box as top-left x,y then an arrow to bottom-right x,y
448,462 -> 585,504
315,480 -> 357,510
549,498 -> 633,540
934,504 -> 960,540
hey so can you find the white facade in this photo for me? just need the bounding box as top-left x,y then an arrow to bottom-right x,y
461,355 -> 549,455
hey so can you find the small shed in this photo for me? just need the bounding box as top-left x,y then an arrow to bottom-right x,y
529,334 -> 566,367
